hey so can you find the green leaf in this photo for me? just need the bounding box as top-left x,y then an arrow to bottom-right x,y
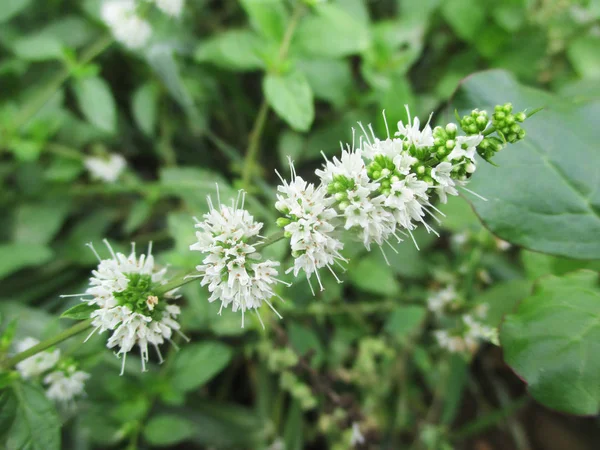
384,306 -> 427,340
240,0 -> 288,41
170,342 -> 233,393
131,82 -> 159,135
567,35 -> 600,79
501,270 -> 600,415
451,70 -> 600,259
195,29 -> 266,71
474,279 -> 532,328
0,0 -> 33,23
441,0 -> 486,42
72,76 -> 117,134
60,302 -> 98,320
11,34 -> 64,61
143,414 -> 196,446
297,58 -> 352,108
4,382 -> 61,450
288,323 -> 324,368
521,251 -> 600,281
348,253 -> 400,296
264,71 -> 314,132
14,201 -> 70,245
0,244 -> 53,279
293,3 -> 371,57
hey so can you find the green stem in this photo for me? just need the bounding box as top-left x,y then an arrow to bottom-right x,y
12,34 -> 113,130
256,229 -> 285,250
240,3 -> 305,190
2,319 -> 92,370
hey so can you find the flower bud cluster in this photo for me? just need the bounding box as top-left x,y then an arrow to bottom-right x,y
14,337 -> 89,404
492,102 -> 527,143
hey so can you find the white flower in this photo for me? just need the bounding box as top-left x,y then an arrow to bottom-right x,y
316,146 -> 370,185
464,315 -> 498,345
153,0 -> 184,17
395,105 -> 434,149
427,285 -> 457,315
351,422 -> 366,447
44,366 -> 90,404
14,338 -> 60,379
434,330 -> 472,353
63,240 -> 184,375
190,190 -> 287,328
101,0 -> 152,50
431,161 -> 458,203
447,134 -> 483,163
275,162 -> 346,293
84,153 -> 127,183
385,174 -> 429,231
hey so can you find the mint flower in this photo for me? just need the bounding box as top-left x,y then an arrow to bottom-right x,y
153,0 -> 184,17
84,153 -> 127,183
101,0 -> 152,50
44,364 -> 90,404
14,337 -> 60,379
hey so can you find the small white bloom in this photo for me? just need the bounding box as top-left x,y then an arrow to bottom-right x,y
44,365 -> 90,404
153,0 -> 184,17
431,161 -> 458,203
385,174 -> 430,232
434,330 -> 472,353
427,285 -> 457,315
351,422 -> 366,447
464,315 -> 498,345
395,105 -> 434,149
64,240 -> 184,375
101,0 -> 152,50
275,161 -> 346,293
447,134 -> 483,163
84,153 -> 127,183
191,190 -> 286,328
14,338 -> 60,379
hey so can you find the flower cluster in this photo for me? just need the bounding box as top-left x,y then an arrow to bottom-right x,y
190,191 -> 289,328
84,153 -> 127,183
65,240 -> 185,374
101,0 -> 184,50
14,337 -> 89,404
434,314 -> 497,355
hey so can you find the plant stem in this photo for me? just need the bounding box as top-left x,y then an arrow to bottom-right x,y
256,229 -> 285,250
240,3 -> 305,190
2,319 -> 92,370
12,34 -> 114,131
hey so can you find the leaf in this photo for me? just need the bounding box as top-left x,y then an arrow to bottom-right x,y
297,58 -> 352,108
0,244 -> 53,279
143,414 -> 196,446
4,382 -> 61,450
474,279 -> 532,327
0,0 -> 33,23
170,342 -> 233,393
61,302 -> 98,320
293,3 -> 371,57
348,253 -> 400,296
264,70 -> 314,132
288,323 -> 324,368
11,34 -> 64,61
441,0 -> 486,42
567,35 -> 600,79
450,70 -> 600,259
131,82 -> 159,135
195,29 -> 266,71
72,76 -> 117,134
14,201 -> 70,245
240,0 -> 288,41
384,306 -> 427,340
501,270 -> 600,415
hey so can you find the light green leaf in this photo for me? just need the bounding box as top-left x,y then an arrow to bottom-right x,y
348,253 -> 400,296
5,382 -> 61,450
72,76 -> 117,133
567,35 -> 600,79
289,323 -> 324,368
14,201 -> 70,245
143,414 -> 196,446
240,0 -> 288,41
170,342 -> 233,393
60,302 -> 98,320
39,16 -> 95,49
501,270 -> 600,415
474,279 -> 532,327
384,306 -> 427,340
293,3 -> 370,57
451,70 -> 600,259
264,71 -> 314,132
11,34 -> 64,61
0,0 -> 33,23
441,0 -> 486,41
521,251 -> 600,281
132,82 -> 159,135
195,29 -> 266,71
0,244 -> 53,279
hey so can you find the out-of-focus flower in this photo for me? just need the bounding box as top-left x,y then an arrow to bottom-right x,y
84,153 -> 127,183
101,0 -> 152,49
14,338 -> 60,379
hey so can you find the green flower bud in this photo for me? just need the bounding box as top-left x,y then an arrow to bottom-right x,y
276,217 -> 291,228
515,111 -> 527,122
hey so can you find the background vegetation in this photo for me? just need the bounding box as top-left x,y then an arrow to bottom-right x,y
1,0 -> 600,449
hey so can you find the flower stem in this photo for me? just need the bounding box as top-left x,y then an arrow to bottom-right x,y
12,34 -> 113,131
2,319 -> 93,370
256,229 -> 285,250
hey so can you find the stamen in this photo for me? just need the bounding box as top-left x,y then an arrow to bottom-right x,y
254,309 -> 265,330
86,242 -> 102,262
461,186 -> 488,201
103,239 -> 117,260
382,109 -> 390,138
